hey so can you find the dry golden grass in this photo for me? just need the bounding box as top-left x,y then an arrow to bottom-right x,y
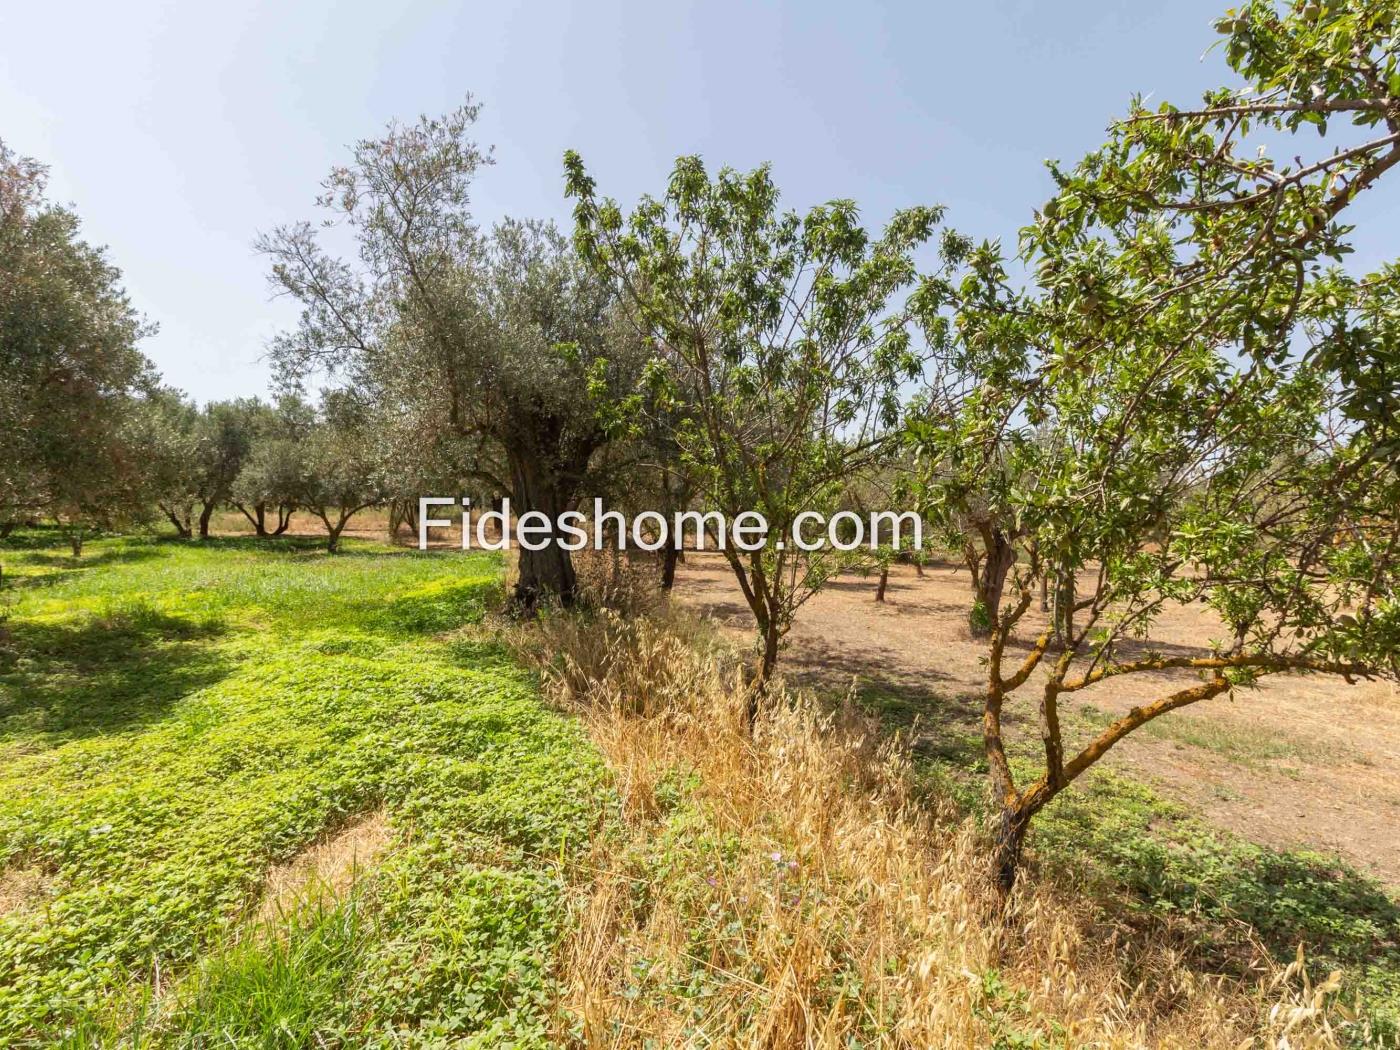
0,863 -> 50,920
255,806 -> 391,926
510,591 -> 1358,1049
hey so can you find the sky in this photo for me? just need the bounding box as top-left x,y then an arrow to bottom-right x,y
2,0 -> 1392,403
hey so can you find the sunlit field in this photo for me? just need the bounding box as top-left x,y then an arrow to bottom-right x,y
0,532 -> 605,1046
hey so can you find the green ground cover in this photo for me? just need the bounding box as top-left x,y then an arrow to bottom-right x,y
0,532 -> 607,1047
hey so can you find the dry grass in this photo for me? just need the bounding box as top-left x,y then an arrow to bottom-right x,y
0,863 -> 51,919
255,807 -> 391,926
511,595 -> 1359,1049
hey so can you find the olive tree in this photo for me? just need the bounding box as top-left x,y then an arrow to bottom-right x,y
0,141 -> 156,555
259,102 -> 637,606
295,393 -> 387,553
914,0 -> 1400,894
231,396 -> 313,537
190,399 -> 263,539
566,153 -> 965,701
142,387 -> 203,538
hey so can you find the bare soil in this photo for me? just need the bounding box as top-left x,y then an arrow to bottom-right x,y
669,551 -> 1400,885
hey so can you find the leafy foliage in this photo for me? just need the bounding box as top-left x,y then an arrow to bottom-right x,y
566,152 -> 965,681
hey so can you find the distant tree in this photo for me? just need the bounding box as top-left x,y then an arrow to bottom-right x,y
231,395 -> 312,536
231,437 -> 304,537
259,102 -> 639,605
190,399 -> 263,539
142,387 -> 203,538
913,0 -> 1400,896
0,140 -> 156,556
296,394 -> 387,553
567,152 -> 964,707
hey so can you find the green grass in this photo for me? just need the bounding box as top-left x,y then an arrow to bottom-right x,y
0,531 -> 608,1047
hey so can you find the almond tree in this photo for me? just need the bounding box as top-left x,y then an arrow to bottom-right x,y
567,153 -> 967,706
915,0 -> 1400,894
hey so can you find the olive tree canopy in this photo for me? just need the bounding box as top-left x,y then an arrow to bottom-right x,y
259,102 -> 638,605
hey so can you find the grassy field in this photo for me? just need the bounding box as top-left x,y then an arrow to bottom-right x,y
0,532 -> 606,1047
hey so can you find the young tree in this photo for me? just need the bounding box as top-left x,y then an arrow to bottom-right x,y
0,140 -> 156,555
915,0 -> 1400,895
567,153 -> 965,702
259,102 -> 638,607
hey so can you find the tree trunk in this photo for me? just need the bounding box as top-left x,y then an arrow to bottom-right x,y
163,506 -> 192,539
0,521 -> 15,539
198,501 -> 216,540
506,447 -> 581,610
272,505 -> 293,536
660,543 -> 680,591
970,530 -> 1016,638
875,565 -> 889,603
1053,572 -> 1075,647
69,529 -> 84,558
993,803 -> 1031,899
744,622 -> 781,729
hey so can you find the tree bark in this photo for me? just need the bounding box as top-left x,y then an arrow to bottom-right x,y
506,445 -> 584,610
198,501 -> 217,540
1052,572 -> 1075,647
875,565 -> 889,603
993,802 -> 1031,898
660,543 -> 680,591
743,621 -> 781,729
0,521 -> 15,540
162,505 -> 192,539
69,529 -> 84,558
970,529 -> 1016,637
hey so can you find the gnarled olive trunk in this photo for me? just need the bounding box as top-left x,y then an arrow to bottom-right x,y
161,504 -> 193,539
505,442 -> 588,611
993,802 -> 1032,898
236,502 -> 270,537
198,500 -> 217,540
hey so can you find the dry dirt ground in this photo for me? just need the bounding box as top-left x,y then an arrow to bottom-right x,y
668,551 -> 1400,886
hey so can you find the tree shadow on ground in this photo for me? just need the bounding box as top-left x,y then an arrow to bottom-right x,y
0,607 -> 229,742
8,544 -> 166,573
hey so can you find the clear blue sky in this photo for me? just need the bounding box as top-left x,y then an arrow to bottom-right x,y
5,0 -> 1374,403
